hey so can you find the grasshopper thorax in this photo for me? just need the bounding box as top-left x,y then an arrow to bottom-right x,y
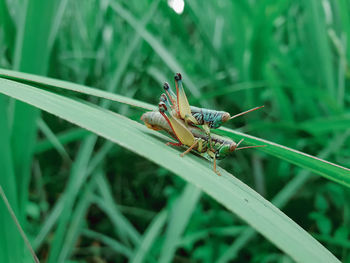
214,142 -> 237,159
209,112 -> 230,128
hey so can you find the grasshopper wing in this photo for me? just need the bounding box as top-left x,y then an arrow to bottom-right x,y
175,73 -> 198,125
159,101 -> 195,146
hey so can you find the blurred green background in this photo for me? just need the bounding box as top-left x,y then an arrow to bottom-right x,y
0,0 -> 350,262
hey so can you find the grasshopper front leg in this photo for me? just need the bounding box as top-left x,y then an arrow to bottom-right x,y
207,150 -> 221,176
201,123 -> 214,150
213,154 -> 221,176
180,139 -> 199,157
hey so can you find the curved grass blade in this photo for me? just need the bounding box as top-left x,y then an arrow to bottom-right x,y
131,210 -> 167,263
1,68 -> 348,188
0,78 -> 340,263
159,184 -> 201,263
82,229 -> 133,259
216,128 -> 350,188
109,2 -> 203,102
0,68 -> 155,111
0,186 -> 39,263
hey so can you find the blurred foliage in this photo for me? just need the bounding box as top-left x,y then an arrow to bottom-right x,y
0,0 -> 350,262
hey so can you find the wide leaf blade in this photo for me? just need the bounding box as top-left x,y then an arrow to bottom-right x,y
0,78 -> 340,263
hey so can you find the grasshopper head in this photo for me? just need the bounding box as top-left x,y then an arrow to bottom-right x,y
209,112 -> 230,129
175,73 -> 182,81
159,93 -> 168,103
215,142 -> 236,159
159,101 -> 167,113
222,112 -> 230,123
163,82 -> 170,90
229,142 -> 238,152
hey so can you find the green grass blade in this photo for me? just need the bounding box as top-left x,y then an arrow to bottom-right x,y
0,94 -> 21,263
82,229 -> 133,259
0,186 -> 39,263
102,0 -> 160,105
159,184 -> 201,263
0,68 -> 155,111
216,128 -> 350,187
131,210 -> 167,263
34,128 -> 90,154
11,1 -> 60,223
303,0 -> 335,97
217,131 -> 350,263
0,78 -> 341,263
109,1 -> 203,101
1,68 -> 348,186
33,198 -> 64,251
37,118 -> 71,162
58,177 -> 96,261
300,115 -> 350,135
95,174 -> 141,246
47,135 -> 97,263
0,0 -> 15,51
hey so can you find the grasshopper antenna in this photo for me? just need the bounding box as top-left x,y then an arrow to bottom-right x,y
233,138 -> 267,151
230,105 -> 264,120
163,82 -> 178,112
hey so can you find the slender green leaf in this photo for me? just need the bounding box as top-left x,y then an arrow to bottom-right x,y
131,210 -> 167,263
216,128 -> 350,188
37,118 -> 71,162
159,184 -> 201,263
0,68 -> 155,111
82,229 -> 133,259
95,174 -> 141,246
217,131 -> 350,263
47,135 -> 97,263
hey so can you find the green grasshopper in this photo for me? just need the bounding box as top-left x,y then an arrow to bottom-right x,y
163,73 -> 264,135
141,95 -> 264,176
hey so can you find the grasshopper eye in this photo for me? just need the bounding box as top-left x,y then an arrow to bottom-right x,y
159,102 -> 167,112
229,142 -> 237,152
163,82 -> 170,90
175,73 -> 182,81
160,93 -> 167,102
222,112 -> 230,123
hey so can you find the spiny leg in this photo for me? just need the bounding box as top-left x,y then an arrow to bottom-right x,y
180,140 -> 198,157
213,154 -> 221,176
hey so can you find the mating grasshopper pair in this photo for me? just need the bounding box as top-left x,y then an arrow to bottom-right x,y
141,73 -> 265,175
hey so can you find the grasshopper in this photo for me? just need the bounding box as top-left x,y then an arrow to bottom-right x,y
163,73 -> 264,135
141,95 -> 264,176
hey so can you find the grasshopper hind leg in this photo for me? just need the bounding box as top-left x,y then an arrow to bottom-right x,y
213,154 -> 221,176
180,139 -> 199,157
208,150 -> 221,176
